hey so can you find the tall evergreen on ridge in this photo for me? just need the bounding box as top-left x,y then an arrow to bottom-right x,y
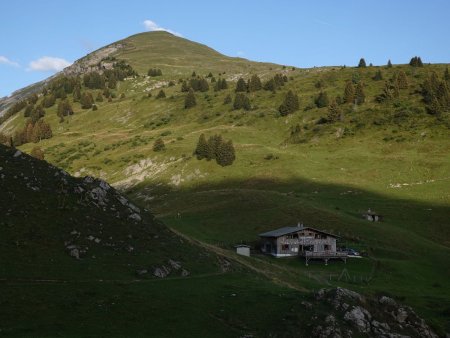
387,59 -> 393,68
409,56 -> 424,67
358,58 -> 367,68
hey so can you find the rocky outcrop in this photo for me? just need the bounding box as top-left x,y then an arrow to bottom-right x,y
310,288 -> 438,338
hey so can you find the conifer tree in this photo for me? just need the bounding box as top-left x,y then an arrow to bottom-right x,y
343,81 -> 355,104
233,93 -> 251,110
30,105 -> 45,123
220,78 -> 228,90
57,100 -> 74,118
42,93 -> 56,108
377,81 -> 399,102
315,91 -> 329,108
387,60 -> 393,68
184,89 -> 196,109
156,89 -> 166,99
24,104 -> 34,118
216,140 -> 236,166
80,92 -> 94,109
148,68 -> 162,77
409,56 -> 424,67
263,79 -> 276,92
153,138 -> 165,152
372,69 -> 383,81
327,99 -> 342,122
279,90 -> 299,116
194,134 -> 209,160
198,78 -> 209,92
355,82 -> 366,104
207,134 -> 223,160
108,74 -> 117,89
248,74 -> 262,92
396,70 -> 408,89
358,58 -> 367,68
235,78 -> 247,92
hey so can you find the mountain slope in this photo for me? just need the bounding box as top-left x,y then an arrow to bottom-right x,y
114,31 -> 277,75
0,32 -> 449,334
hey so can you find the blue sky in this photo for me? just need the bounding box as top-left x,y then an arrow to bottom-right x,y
1,0 -> 449,97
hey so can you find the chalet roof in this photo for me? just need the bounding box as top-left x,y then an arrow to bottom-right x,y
259,226 -> 338,238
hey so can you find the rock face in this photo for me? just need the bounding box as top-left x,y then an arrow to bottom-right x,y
310,288 -> 438,338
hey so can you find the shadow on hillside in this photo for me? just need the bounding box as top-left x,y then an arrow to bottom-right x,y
127,176 -> 450,251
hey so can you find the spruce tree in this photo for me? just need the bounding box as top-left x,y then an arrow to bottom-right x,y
279,90 -> 299,116
343,82 -> 355,104
80,92 -> 94,109
108,74 -> 117,89
42,93 -> 56,108
327,99 -> 342,122
153,138 -> 165,152
355,82 -> 366,104
315,91 -> 329,108
216,140 -> 235,166
184,89 -> 196,109
248,74 -> 262,92
396,70 -> 408,89
194,134 -> 209,160
233,93 -> 251,110
263,79 -> 276,92
198,78 -> 209,92
235,78 -> 247,92
358,58 -> 367,68
57,100 -> 74,117
220,78 -> 228,90
156,89 -> 166,99
372,69 -> 383,81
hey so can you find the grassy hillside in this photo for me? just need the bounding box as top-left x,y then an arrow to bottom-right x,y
114,31 -> 279,76
1,32 -> 449,334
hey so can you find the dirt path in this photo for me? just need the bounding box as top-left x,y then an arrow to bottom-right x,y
167,226 -> 313,292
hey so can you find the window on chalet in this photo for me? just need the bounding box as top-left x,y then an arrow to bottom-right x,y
281,244 -> 289,251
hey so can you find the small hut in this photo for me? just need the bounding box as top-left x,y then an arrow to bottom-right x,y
363,209 -> 382,222
235,245 -> 251,257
